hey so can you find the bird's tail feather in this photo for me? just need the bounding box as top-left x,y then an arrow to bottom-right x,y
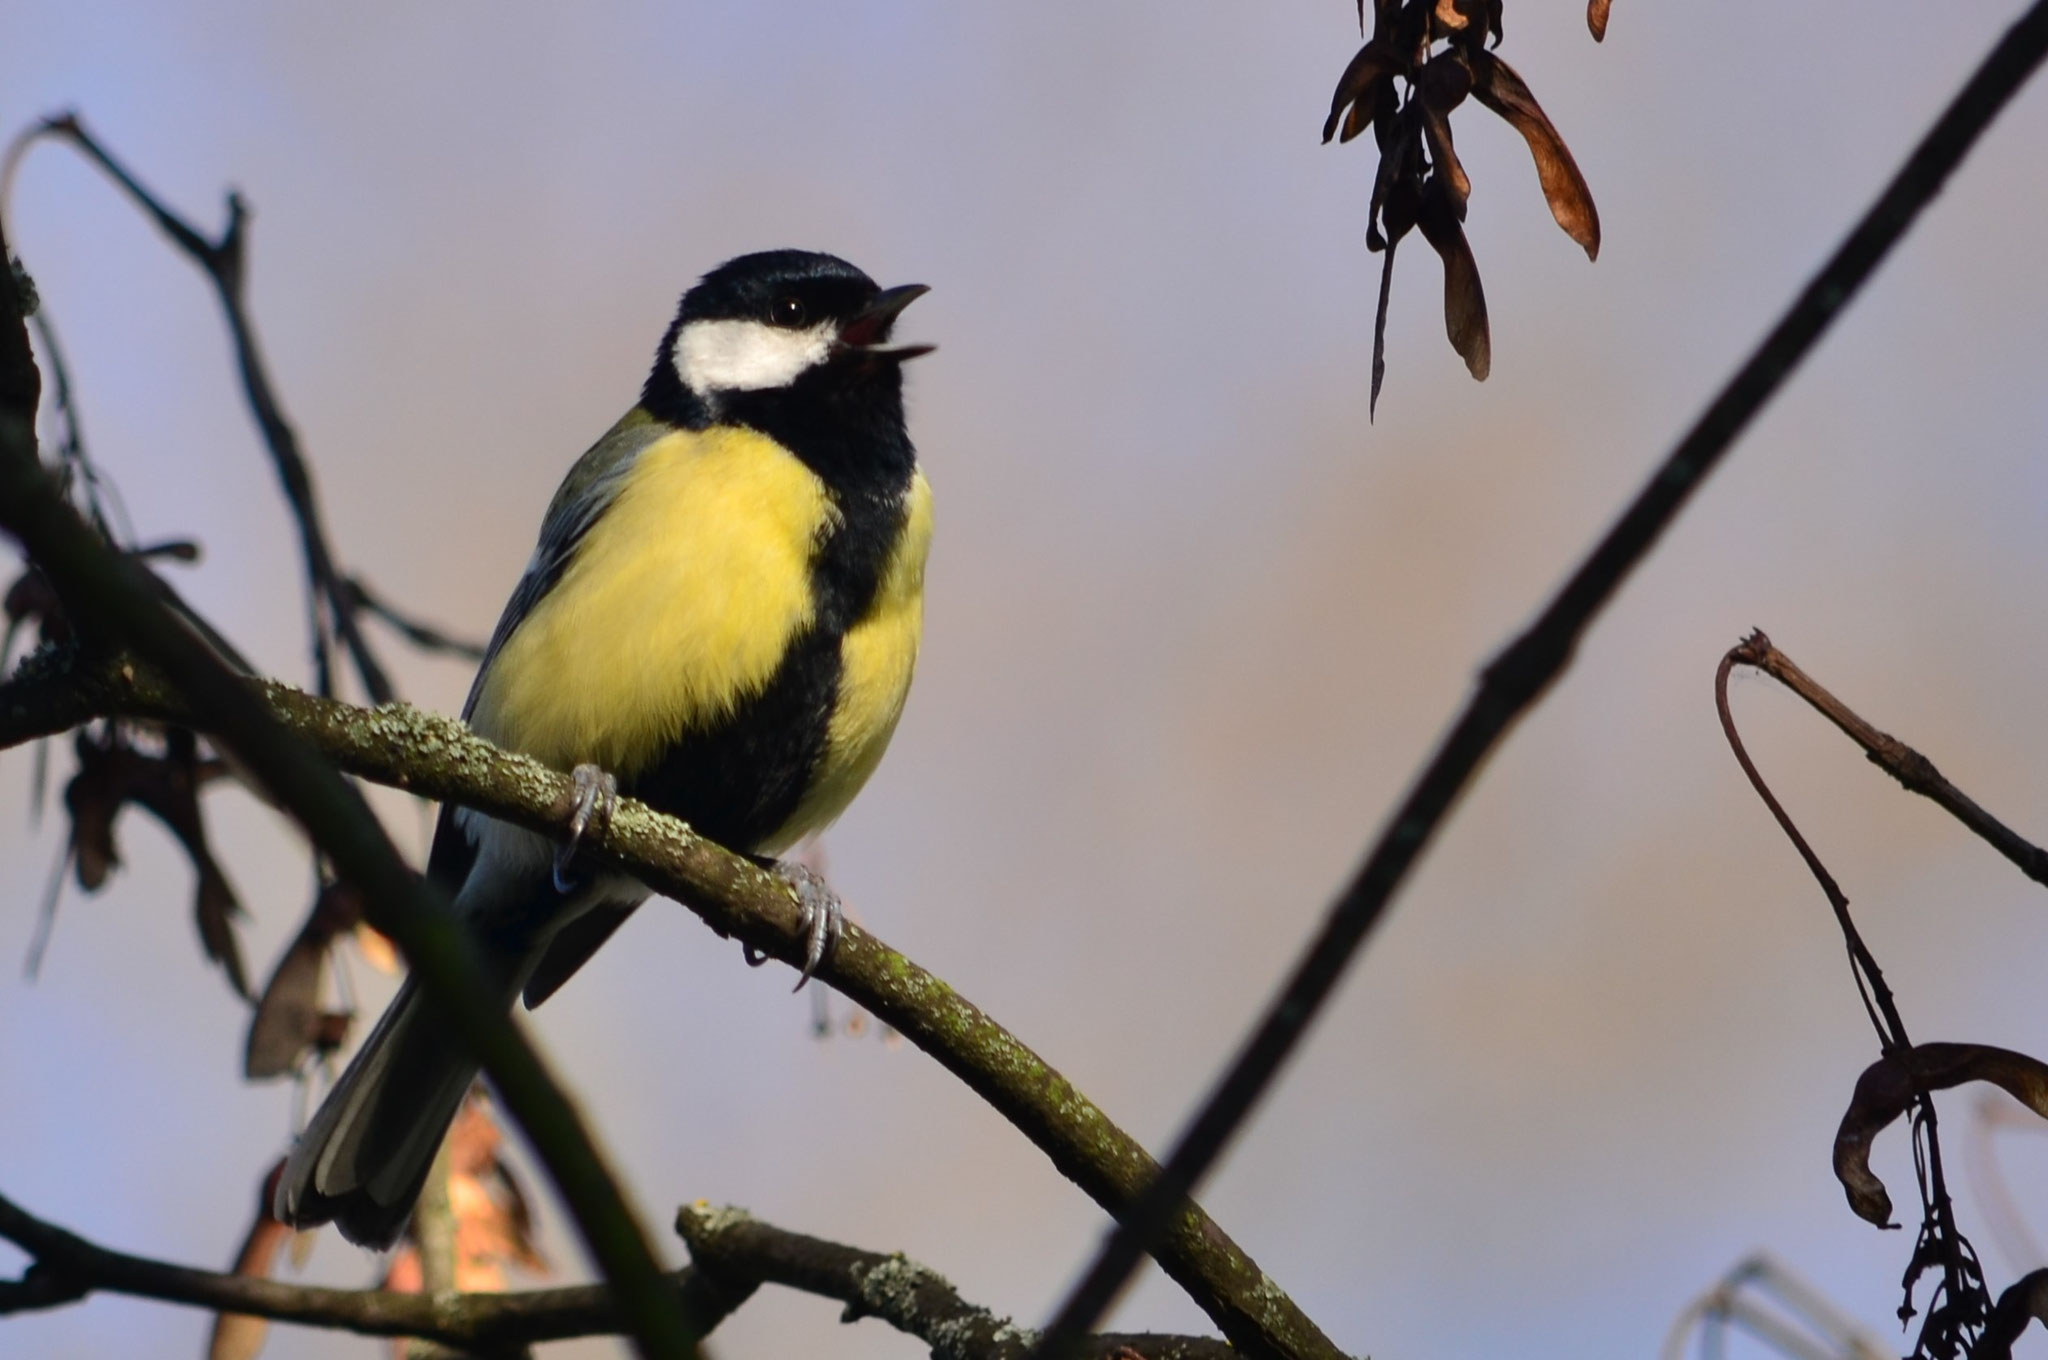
275,974 -> 489,1249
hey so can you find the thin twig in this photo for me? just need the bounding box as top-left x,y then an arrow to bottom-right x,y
344,576 -> 488,662
0,224 -> 693,1359
1715,638 -> 1905,1047
0,1191 -> 746,1352
0,1191 -> 1229,1360
0,651 -> 1343,1360
1029,6 -> 2048,1352
23,113 -> 399,702
1728,631 -> 2048,889
1717,632 -> 1987,1357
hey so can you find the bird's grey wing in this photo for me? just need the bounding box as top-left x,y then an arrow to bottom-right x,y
425,409 -> 672,893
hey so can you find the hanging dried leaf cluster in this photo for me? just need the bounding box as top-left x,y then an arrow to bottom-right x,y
58,722 -> 248,993
1324,0 -> 1605,413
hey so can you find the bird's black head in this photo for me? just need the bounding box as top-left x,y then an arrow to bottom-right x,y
642,251 -> 930,486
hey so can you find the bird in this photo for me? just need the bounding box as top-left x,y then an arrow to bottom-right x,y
276,249 -> 934,1248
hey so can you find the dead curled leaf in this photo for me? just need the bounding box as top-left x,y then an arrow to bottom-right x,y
1468,48 -> 1601,259
62,723 -> 250,997
1322,1 -> 1599,410
1417,183 -> 1491,379
1587,0 -> 1612,42
1982,1269 -> 2048,1360
206,1161 -> 295,1360
1835,1043 -> 2048,1228
245,880 -> 362,1079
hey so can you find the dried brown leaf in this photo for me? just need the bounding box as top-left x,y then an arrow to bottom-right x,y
1836,1043 -> 2048,1228
1416,185 -> 1491,380
1469,49 -> 1601,259
446,1096 -> 549,1278
1588,0 -> 1612,42
246,881 -> 362,1078
207,1161 -> 291,1360
355,920 -> 399,974
1324,43 -> 1398,144
130,731 -> 248,998
1370,240 -> 1398,419
1415,53 -> 1476,212
243,936 -> 323,1079
1983,1270 -> 2048,1360
63,732 -> 123,890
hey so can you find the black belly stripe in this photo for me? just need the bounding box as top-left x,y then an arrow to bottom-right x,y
627,626 -> 841,851
628,481 -> 910,853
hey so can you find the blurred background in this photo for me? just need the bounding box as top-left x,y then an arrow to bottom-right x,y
4,2 -> 2048,1357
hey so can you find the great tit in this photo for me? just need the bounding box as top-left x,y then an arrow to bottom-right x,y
276,250 -> 933,1248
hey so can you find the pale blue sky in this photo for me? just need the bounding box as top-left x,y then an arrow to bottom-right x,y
4,4 -> 2048,1358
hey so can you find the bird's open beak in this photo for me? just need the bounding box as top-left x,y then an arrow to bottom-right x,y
837,284 -> 935,360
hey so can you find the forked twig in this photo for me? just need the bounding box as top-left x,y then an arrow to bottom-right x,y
1729,631 -> 2048,889
1718,631 -> 1988,1358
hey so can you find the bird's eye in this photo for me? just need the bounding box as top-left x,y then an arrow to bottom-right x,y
769,296 -> 807,328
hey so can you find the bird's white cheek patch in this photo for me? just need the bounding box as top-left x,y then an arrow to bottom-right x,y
675,319 -> 833,395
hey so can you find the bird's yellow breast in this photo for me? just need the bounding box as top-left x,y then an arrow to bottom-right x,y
778,470 -> 933,847
471,425 -> 832,775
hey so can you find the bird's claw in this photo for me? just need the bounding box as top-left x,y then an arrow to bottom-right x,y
765,860 -> 843,991
552,763 -> 618,893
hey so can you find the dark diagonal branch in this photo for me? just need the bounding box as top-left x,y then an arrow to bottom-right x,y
343,575 -> 488,663
0,653 -> 1341,1360
0,225 -> 691,1359
676,1204 -> 1237,1359
1727,630 -> 2048,890
0,1192 -> 747,1352
1032,5 -> 2048,1353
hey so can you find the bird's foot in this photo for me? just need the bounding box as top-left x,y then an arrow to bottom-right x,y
741,859 -> 844,990
552,763 -> 619,893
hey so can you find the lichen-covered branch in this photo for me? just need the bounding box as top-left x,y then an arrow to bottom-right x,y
0,1190 -> 1231,1360
0,651 -> 1343,1360
675,1203 -> 1237,1360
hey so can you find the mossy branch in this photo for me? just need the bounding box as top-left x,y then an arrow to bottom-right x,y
0,649 -> 1344,1360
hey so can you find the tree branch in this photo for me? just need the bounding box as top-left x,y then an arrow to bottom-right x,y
1031,4 -> 2048,1351
0,1190 -> 747,1352
15,113 -> 489,698
1727,630 -> 2048,889
0,224 -> 692,1357
0,651 -> 1343,1360
0,1192 -> 1232,1360
676,1203 -> 1237,1360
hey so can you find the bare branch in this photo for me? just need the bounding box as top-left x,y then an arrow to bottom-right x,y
14,114 -> 478,699
1727,630 -> 2048,889
0,225 -> 692,1358
0,649 -> 1342,1360
0,1190 -> 747,1352
676,1203 -> 1235,1359
0,1191 -> 1231,1360
1033,5 -> 2048,1352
